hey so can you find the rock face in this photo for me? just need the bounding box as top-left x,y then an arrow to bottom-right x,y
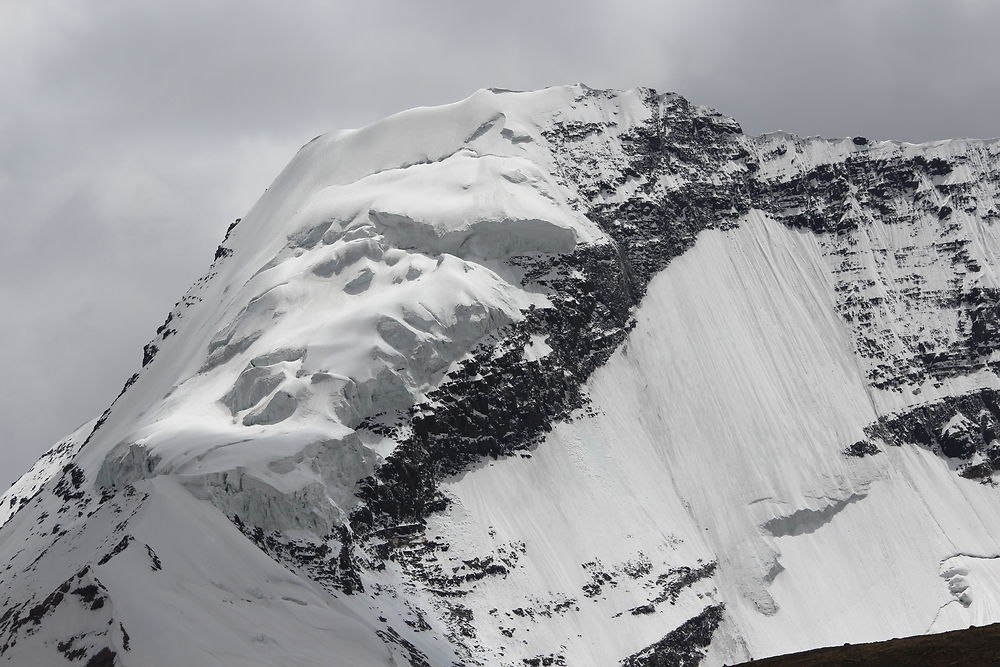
4,85 -> 1000,666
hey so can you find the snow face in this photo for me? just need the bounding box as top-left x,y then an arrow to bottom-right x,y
423,213 -> 1000,663
5,84 -> 1000,666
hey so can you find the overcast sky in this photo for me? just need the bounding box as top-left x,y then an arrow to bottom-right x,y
2,0 -> 999,488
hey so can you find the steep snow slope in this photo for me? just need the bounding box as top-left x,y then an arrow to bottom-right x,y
431,213 -> 1000,663
4,85 -> 1000,666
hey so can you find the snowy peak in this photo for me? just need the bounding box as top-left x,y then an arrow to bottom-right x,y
5,86 -> 1000,666
55,85 -> 739,533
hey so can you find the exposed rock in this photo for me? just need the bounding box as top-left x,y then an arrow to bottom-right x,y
621,603 -> 725,667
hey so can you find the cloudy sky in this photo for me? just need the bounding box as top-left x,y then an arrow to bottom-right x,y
2,0 -> 999,488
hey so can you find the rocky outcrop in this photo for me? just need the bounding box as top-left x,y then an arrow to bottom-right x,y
865,388 -> 1000,481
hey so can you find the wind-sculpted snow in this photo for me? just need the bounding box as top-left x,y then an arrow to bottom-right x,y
5,85 -> 1000,665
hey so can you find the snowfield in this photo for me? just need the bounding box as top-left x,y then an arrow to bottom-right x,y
4,85 -> 1000,666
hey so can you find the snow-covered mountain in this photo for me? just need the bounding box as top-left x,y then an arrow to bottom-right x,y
4,84 -> 1000,666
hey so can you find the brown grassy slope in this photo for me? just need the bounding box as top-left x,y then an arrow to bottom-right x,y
737,623 -> 1000,666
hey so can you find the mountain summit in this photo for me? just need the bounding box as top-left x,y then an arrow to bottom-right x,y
4,85 -> 1000,666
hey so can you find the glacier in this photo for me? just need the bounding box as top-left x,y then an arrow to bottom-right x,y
3,84 -> 1000,666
